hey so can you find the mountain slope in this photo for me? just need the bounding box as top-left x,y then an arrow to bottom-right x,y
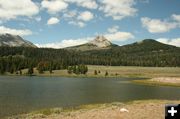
0,39 -> 179,67
66,36 -> 118,51
81,39 -> 180,66
0,34 -> 37,48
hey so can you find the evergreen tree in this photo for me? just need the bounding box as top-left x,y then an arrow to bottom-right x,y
67,66 -> 72,74
84,65 -> 88,74
98,70 -> 101,73
105,71 -> 108,76
27,65 -> 33,75
20,70 -> 22,75
49,62 -> 53,74
37,62 -> 44,74
94,70 -> 97,75
0,59 -> 5,74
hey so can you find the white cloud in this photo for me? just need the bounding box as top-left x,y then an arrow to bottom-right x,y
65,0 -> 98,9
47,17 -> 60,25
36,37 -> 92,49
41,0 -> 68,14
0,26 -> 32,36
141,17 -> 177,33
80,0 -> 98,9
68,21 -> 85,28
36,30 -> 134,48
108,26 -> 119,33
35,16 -> 42,22
172,14 -> 180,22
78,11 -> 94,22
0,0 -> 39,21
99,0 -> 137,20
156,38 -> 180,47
63,10 -> 78,18
105,31 -> 134,41
36,27 -> 134,48
64,10 -> 93,28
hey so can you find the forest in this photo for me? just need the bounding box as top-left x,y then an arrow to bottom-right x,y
0,39 -> 180,74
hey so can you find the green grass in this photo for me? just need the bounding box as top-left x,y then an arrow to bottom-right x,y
10,65 -> 180,78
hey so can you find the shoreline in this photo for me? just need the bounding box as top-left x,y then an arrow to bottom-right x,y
132,77 -> 180,87
7,100 -> 180,119
0,73 -> 148,79
2,65 -> 180,79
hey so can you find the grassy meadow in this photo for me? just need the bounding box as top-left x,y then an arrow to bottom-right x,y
16,65 -> 180,78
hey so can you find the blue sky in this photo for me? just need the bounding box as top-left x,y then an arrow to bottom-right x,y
0,0 -> 180,48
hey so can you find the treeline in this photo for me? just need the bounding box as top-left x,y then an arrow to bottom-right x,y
67,65 -> 88,74
0,39 -> 180,74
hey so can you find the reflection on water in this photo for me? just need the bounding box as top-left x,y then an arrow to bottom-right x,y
0,76 -> 180,118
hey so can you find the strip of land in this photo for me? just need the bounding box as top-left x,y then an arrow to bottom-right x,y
8,65 -> 180,78
8,100 -> 180,119
133,77 -> 180,87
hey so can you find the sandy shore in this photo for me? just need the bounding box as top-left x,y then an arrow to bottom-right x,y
8,100 -> 180,119
151,77 -> 180,83
133,77 -> 180,87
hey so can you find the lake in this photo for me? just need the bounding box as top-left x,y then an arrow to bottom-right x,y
0,76 -> 180,118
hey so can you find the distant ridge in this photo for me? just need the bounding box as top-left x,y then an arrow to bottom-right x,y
0,38 -> 179,67
0,33 -> 37,48
66,35 -> 118,51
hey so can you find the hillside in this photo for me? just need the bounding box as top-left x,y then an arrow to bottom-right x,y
82,39 -> 180,66
66,36 -> 118,51
0,38 -> 180,74
0,33 -> 37,48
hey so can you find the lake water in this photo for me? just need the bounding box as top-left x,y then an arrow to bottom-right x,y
0,76 -> 180,118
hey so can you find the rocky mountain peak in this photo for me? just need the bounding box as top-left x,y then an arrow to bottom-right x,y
0,33 -> 37,48
88,36 -> 112,48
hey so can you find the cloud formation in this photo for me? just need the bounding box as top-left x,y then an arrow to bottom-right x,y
105,31 -> 134,41
47,17 -> 60,25
99,0 -> 137,20
77,11 -> 94,21
41,0 -> 68,14
63,10 -> 94,27
36,26 -> 134,48
108,26 -> 119,33
157,38 -> 180,47
65,0 -> 98,9
172,14 -> 180,22
0,0 -> 39,21
36,37 -> 92,49
68,21 -> 85,28
0,26 -> 32,36
141,17 -> 177,33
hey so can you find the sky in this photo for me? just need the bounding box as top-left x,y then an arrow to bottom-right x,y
0,0 -> 180,48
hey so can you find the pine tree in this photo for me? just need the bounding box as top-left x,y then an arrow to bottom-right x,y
27,65 -> 34,75
84,65 -> 88,74
37,62 -> 44,74
49,63 -> 53,74
20,70 -> 22,75
105,71 -> 108,76
0,59 -> 5,74
98,70 -> 101,73
94,70 -> 97,75
67,66 -> 72,74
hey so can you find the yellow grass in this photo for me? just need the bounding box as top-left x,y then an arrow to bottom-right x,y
9,100 -> 180,119
19,65 -> 180,78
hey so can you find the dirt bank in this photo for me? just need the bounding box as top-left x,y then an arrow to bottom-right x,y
8,100 -> 180,119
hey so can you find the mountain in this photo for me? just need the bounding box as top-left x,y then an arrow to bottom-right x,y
0,33 -> 37,48
0,38 -> 179,69
86,39 -> 179,55
66,36 -> 118,51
